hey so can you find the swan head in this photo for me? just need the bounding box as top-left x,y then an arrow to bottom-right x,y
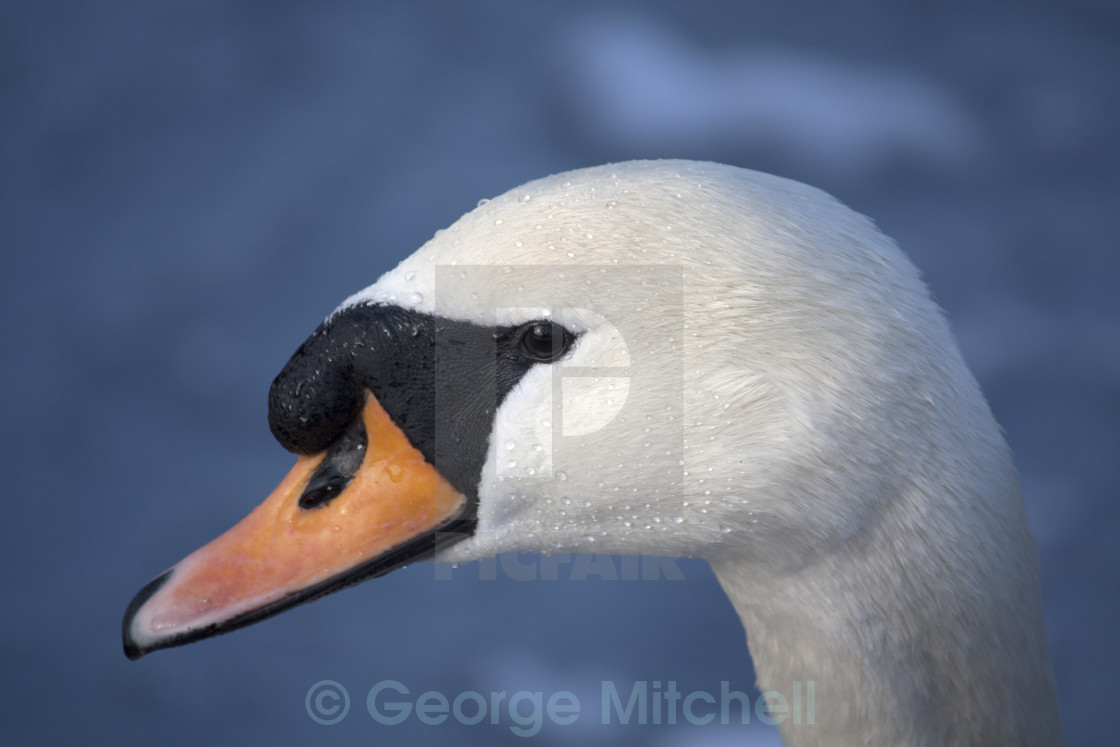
123,160 -> 1014,658
356,160 -> 1001,570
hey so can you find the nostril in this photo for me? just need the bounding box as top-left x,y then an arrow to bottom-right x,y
298,477 -> 343,509
297,417 -> 368,510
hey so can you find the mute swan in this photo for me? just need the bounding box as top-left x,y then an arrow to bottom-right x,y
123,160 -> 1063,745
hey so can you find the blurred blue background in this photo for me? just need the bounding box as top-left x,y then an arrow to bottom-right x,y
2,2 -> 1117,745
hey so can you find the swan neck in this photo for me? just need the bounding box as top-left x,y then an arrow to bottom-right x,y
709,514 -> 1063,746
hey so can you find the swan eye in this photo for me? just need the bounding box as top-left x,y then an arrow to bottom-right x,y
518,322 -> 572,362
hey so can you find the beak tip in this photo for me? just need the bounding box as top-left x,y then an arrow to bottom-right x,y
121,568 -> 172,661
122,638 -> 146,661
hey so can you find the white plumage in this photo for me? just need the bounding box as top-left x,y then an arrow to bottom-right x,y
342,160 -> 1063,745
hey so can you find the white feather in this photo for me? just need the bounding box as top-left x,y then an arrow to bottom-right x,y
343,160 -> 1062,745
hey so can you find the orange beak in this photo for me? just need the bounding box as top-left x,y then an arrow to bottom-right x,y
122,393 -> 468,659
